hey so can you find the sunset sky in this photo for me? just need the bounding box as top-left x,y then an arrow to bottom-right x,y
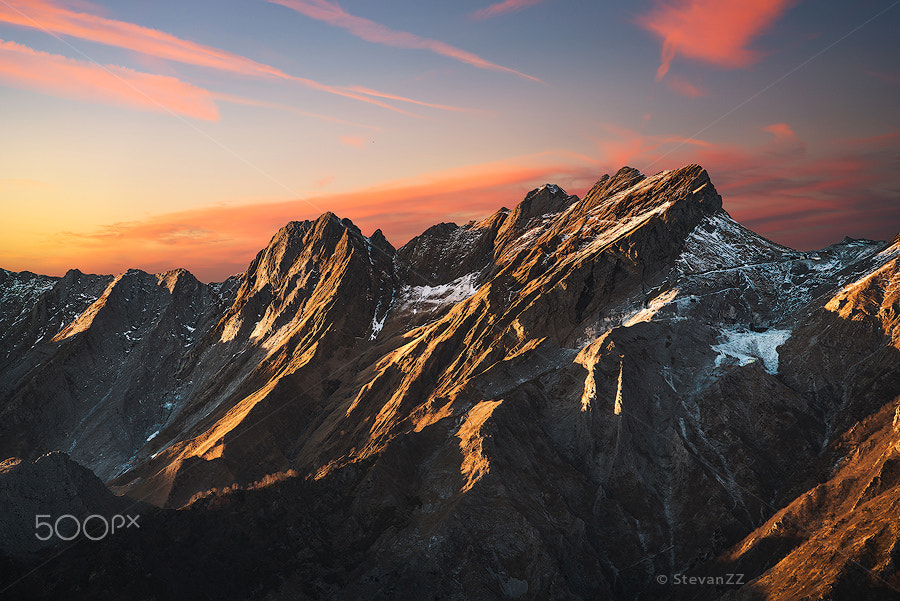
1,0 -> 898,281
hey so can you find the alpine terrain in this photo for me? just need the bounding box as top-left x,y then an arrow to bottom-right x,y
1,164 -> 899,600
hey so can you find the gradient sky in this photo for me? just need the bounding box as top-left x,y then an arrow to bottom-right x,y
1,0 -> 898,281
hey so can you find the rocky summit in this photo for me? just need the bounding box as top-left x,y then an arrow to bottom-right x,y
1,164 -> 899,600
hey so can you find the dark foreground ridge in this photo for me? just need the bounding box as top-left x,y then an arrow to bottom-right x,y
1,165 -> 899,600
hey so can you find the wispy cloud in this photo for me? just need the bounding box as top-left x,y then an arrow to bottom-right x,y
637,0 -> 794,80
212,92 -> 381,129
269,0 -> 542,83
0,0 -> 292,77
339,134 -> 365,148
470,0 -> 548,21
341,86 -> 477,114
0,0 -> 450,113
763,122 -> 797,141
313,175 -> 334,188
664,74 -> 705,97
0,39 -> 219,119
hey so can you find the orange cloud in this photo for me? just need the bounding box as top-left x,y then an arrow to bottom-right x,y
470,0 -> 548,20
269,0 -> 542,83
12,152 -> 599,281
637,0 -> 794,79
0,0 -> 447,114
0,39 -> 218,120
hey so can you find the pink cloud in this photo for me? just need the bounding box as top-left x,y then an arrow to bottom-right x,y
665,74 -> 705,97
0,0 -> 450,114
313,175 -> 334,188
470,0 -> 548,20
269,0 -> 542,83
637,0 -> 794,80
341,86 -> 476,114
592,123 -> 712,169
763,122 -> 796,141
0,39 -> 218,120
0,0 -> 291,77
340,135 -> 365,148
837,130 -> 900,147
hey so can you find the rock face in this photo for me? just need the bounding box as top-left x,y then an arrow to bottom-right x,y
1,164 -> 898,600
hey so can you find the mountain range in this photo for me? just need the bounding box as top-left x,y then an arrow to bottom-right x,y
2,164 -> 899,600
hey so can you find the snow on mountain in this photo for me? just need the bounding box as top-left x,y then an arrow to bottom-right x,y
396,272 -> 480,314
711,327 -> 792,374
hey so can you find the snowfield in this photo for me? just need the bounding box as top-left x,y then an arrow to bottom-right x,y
711,328 -> 792,375
396,272 -> 480,314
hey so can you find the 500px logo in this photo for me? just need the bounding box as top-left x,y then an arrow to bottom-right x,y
34,514 -> 140,541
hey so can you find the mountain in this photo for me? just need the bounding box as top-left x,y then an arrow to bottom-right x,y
1,164 -> 898,600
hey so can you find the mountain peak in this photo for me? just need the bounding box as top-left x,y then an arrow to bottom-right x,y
594,164 -> 720,218
243,212 -> 372,295
496,181 -> 572,249
582,166 -> 646,208
520,182 -> 571,211
156,266 -> 196,287
369,228 -> 390,248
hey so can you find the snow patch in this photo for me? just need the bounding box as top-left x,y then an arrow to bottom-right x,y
398,272 -> 479,312
369,286 -> 394,340
677,213 -> 790,274
711,328 -> 791,375
370,312 -> 386,340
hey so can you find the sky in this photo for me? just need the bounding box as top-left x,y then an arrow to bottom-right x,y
0,0 -> 898,282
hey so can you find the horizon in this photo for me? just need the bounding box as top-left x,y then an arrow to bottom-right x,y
1,0 -> 898,282
3,163 -> 897,284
